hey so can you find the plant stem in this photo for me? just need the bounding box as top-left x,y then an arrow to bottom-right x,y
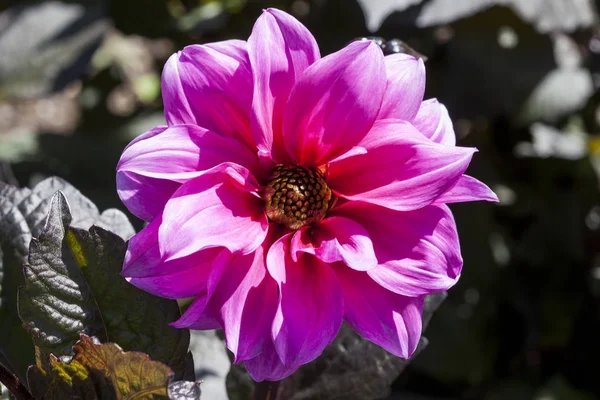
0,363 -> 33,400
253,380 -> 281,400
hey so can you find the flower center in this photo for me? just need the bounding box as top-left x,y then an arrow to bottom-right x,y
263,164 -> 333,230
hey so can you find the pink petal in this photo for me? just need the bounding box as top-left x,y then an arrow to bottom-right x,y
377,54 -> 425,122
328,119 -> 476,211
283,41 -> 386,166
117,124 -> 258,181
161,40 -> 254,148
171,296 -> 222,330
122,216 -> 233,298
267,234 -> 344,367
435,174 -> 499,204
290,216 -> 377,271
170,250 -> 235,330
121,216 -> 163,277
332,202 -> 462,296
248,8 -> 320,162
128,250 -> 230,299
209,242 -> 279,362
334,264 -> 424,358
116,171 -> 180,222
413,98 -> 455,146
159,163 -> 268,261
116,124 -> 258,221
244,340 -> 298,382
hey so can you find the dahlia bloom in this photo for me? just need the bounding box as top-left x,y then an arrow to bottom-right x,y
117,8 -> 497,381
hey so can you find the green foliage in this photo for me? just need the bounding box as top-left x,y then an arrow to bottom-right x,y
17,191 -> 189,379
0,177 -> 136,381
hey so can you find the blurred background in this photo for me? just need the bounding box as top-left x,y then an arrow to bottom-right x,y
1,0 -> 600,399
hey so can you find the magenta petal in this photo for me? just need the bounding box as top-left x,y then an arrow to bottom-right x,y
128,249 -> 229,299
159,164 -> 268,261
116,171 -> 180,222
267,234 -> 344,367
334,265 -> 423,358
328,120 -> 476,211
171,295 -> 222,330
117,124 -> 258,181
170,249 -> 234,329
161,40 -> 254,147
377,54 -> 425,122
116,124 -> 258,221
248,8 -> 320,161
283,41 -> 386,166
208,243 -> 279,362
122,216 -> 233,298
332,202 -> 462,296
413,98 -> 455,146
122,216 -> 163,277
291,217 -> 377,271
435,174 -> 499,204
244,340 -> 298,382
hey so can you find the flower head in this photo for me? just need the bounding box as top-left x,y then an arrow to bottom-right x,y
117,8 -> 498,381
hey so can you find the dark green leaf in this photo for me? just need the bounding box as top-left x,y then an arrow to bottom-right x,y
0,177 -> 135,380
0,185 -> 37,382
18,191 -> 189,378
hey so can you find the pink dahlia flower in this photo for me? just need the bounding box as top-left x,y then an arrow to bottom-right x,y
117,8 -> 497,381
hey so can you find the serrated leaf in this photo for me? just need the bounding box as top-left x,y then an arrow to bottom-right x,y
0,177 -> 135,380
28,334 -> 173,400
18,192 -> 189,378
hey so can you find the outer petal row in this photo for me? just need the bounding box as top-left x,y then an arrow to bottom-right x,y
248,8 -> 320,162
116,124 -> 258,222
267,234 -> 344,368
161,40 -> 254,148
283,40 -> 386,166
122,163 -> 269,286
377,53 -> 425,122
328,120 -> 476,211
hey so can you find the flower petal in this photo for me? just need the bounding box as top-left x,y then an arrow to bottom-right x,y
121,216 -> 163,277
159,163 -> 268,261
377,54 -> 425,122
244,340 -> 297,382
290,216 -> 377,271
209,242 -> 279,362
332,202 -> 462,296
412,98 -> 455,146
171,295 -> 221,330
283,40 -> 386,166
328,119 -> 476,211
116,171 -> 180,222
122,216 -> 233,299
435,174 -> 499,204
267,234 -> 344,367
118,124 -> 259,181
170,249 -> 235,330
116,124 -> 258,221
162,40 -> 254,147
334,264 -> 424,358
248,8 -> 320,162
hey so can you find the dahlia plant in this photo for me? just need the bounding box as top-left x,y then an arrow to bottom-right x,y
116,8 -> 497,382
